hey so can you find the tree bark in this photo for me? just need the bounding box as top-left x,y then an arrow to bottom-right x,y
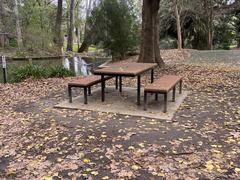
54,0 -> 63,52
138,0 -> 164,66
66,0 -> 75,51
14,0 -> 23,50
0,0 -> 4,33
203,0 -> 213,50
207,0 -> 213,50
174,0 -> 182,50
78,0 -> 92,53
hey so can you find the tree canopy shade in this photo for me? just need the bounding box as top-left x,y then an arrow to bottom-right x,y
138,0 -> 164,66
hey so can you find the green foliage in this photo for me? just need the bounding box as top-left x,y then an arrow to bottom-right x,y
11,65 -> 74,83
88,0 -> 140,59
214,17 -> 235,50
47,65 -> 75,78
160,37 -> 178,49
11,64 -> 47,82
9,39 -> 18,48
20,0 -> 56,49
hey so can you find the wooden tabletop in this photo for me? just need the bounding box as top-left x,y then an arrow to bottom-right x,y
94,62 -> 158,76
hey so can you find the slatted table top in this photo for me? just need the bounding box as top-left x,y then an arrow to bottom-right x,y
94,62 -> 158,76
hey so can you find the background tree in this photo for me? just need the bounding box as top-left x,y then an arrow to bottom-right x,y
77,0 -> 94,53
66,0 -> 75,51
53,0 -> 63,52
174,0 -> 182,50
14,0 -> 23,50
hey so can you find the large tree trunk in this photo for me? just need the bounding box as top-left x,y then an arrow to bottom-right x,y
174,0 -> 182,50
66,0 -> 75,51
54,0 -> 63,52
14,0 -> 23,50
138,0 -> 164,66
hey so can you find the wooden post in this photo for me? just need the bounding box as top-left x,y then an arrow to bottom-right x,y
1,56 -> 7,83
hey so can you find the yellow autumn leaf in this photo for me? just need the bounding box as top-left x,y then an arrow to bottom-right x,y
6,171 -> 16,176
128,146 -> 135,150
82,173 -> 87,177
91,171 -> 99,176
205,161 -> 214,172
41,176 -> 52,180
83,158 -> 90,163
212,149 -> 221,154
57,158 -> 63,162
138,143 -> 145,148
102,176 -> 109,180
152,172 -> 158,176
101,134 -> 107,138
235,167 -> 240,173
88,136 -> 95,140
157,172 -> 165,177
62,137 -> 68,141
86,168 -> 92,172
131,165 -> 140,170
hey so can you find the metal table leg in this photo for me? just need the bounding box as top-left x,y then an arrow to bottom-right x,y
144,91 -> 147,110
115,76 -> 118,89
179,80 -> 182,94
164,93 -> 168,113
137,75 -> 141,105
88,87 -> 91,95
119,76 -> 122,92
172,86 -> 176,102
101,75 -> 105,102
68,86 -> 72,103
84,87 -> 88,104
151,69 -> 154,83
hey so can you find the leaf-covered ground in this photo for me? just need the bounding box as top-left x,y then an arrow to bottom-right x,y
0,57 -> 240,179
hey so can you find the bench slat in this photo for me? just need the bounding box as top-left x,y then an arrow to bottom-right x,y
68,75 -> 111,87
145,75 -> 182,92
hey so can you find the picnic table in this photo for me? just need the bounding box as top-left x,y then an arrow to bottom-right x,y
94,62 -> 158,105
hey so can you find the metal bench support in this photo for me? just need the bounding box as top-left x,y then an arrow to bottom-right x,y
68,86 -> 72,103
164,93 -> 168,113
179,80 -> 182,94
115,76 -> 118,89
137,75 -> 141,105
144,91 -> 147,110
84,87 -> 88,104
119,76 -> 122,92
88,87 -> 91,96
172,86 -> 176,102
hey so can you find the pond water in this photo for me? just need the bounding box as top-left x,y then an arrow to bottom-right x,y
0,56 -> 111,83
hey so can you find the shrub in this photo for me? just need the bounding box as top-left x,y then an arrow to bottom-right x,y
10,64 -> 74,83
47,65 -> 75,78
11,64 -> 47,82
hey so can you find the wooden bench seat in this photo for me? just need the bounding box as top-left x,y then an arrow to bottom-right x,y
68,75 -> 112,104
144,75 -> 183,112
